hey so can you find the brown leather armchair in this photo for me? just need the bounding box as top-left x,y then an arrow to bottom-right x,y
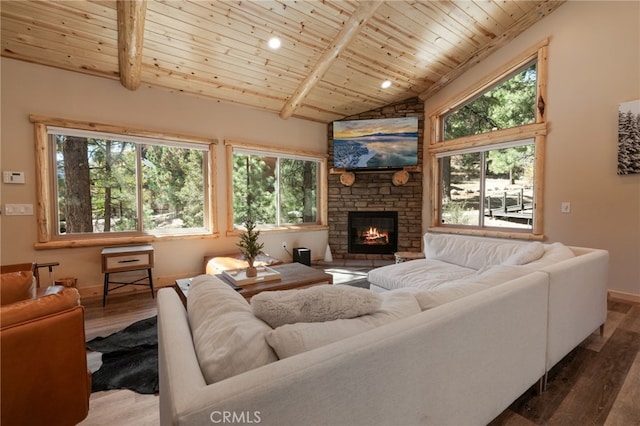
1,270 -> 91,425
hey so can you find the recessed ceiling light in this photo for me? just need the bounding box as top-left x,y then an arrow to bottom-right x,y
268,37 -> 281,50
381,80 -> 392,89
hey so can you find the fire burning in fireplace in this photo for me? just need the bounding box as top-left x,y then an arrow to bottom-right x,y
348,211 -> 398,254
361,227 -> 389,245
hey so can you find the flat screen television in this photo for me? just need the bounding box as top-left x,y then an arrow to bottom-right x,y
332,116 -> 419,170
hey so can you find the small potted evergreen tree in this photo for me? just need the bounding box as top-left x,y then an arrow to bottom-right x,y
237,217 -> 264,278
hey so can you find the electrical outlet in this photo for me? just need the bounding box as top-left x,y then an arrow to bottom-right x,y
282,242 -> 288,250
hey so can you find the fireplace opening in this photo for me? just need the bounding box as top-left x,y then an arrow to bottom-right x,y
348,211 -> 398,254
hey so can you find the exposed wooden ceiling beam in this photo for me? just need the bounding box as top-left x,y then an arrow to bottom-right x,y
419,0 -> 566,101
117,0 -> 147,91
279,1 -> 383,120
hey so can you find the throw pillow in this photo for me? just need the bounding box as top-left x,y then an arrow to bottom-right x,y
265,290 -> 421,359
251,284 -> 382,328
524,242 -> 575,268
187,275 -> 278,384
503,242 -> 545,265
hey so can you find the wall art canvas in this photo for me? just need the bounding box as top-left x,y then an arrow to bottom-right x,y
618,99 -> 640,175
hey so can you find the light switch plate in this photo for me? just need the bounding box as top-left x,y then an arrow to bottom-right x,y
561,202 -> 571,214
4,204 -> 34,215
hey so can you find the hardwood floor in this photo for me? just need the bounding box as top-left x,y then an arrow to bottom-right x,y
490,298 -> 640,426
80,269 -> 640,426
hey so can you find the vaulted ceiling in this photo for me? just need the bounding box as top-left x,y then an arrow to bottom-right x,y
1,1 -> 565,123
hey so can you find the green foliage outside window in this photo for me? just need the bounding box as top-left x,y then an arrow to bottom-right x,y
142,145 -> 205,229
232,151 -> 318,228
233,153 -> 277,225
279,158 -> 317,224
440,142 -> 535,230
55,133 -> 207,235
443,62 -> 537,140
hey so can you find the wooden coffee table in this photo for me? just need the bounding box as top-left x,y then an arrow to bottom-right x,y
174,262 -> 333,304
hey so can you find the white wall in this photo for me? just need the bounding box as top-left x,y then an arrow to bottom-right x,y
423,1 -> 640,299
1,58 -> 328,296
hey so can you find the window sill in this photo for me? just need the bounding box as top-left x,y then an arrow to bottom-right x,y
34,232 -> 220,250
226,224 -> 329,237
426,226 -> 545,242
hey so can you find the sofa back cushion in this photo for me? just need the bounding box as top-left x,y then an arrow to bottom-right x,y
0,271 -> 34,306
423,233 -> 544,270
187,275 -> 278,384
0,286 -> 79,328
265,290 -> 421,359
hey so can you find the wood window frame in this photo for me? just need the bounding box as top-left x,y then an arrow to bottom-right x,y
30,115 -> 218,249
428,40 -> 549,240
224,139 -> 328,236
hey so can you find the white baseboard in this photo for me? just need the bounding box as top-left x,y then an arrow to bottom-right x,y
608,290 -> 640,305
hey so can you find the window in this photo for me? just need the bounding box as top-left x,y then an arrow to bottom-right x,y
438,139 -> 535,229
429,42 -> 547,238
443,62 -> 537,140
32,116 -> 217,247
226,141 -> 327,231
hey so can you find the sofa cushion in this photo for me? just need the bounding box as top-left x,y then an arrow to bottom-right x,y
423,233 -> 544,270
368,258 -> 475,291
265,290 -> 421,359
251,285 -> 382,328
187,275 -> 278,384
412,265 -> 532,310
0,271 -> 35,306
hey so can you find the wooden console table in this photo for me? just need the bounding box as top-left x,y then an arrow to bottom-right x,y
101,244 -> 154,306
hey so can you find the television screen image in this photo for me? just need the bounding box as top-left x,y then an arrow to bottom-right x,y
333,117 -> 418,169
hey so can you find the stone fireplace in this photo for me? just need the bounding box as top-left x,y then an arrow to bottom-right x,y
327,97 -> 424,260
348,211 -> 398,255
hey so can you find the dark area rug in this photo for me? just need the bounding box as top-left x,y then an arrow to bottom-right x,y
86,316 -> 159,394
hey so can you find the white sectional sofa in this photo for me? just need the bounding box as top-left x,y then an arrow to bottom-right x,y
369,232 -> 610,385
157,233 -> 608,426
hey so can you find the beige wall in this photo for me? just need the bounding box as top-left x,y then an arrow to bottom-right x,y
423,1 -> 640,299
0,58 -> 328,296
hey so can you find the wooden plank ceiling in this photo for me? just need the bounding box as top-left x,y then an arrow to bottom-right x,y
1,0 -> 565,123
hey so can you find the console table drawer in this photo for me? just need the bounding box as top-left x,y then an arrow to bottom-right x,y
101,244 -> 154,273
105,253 -> 151,271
